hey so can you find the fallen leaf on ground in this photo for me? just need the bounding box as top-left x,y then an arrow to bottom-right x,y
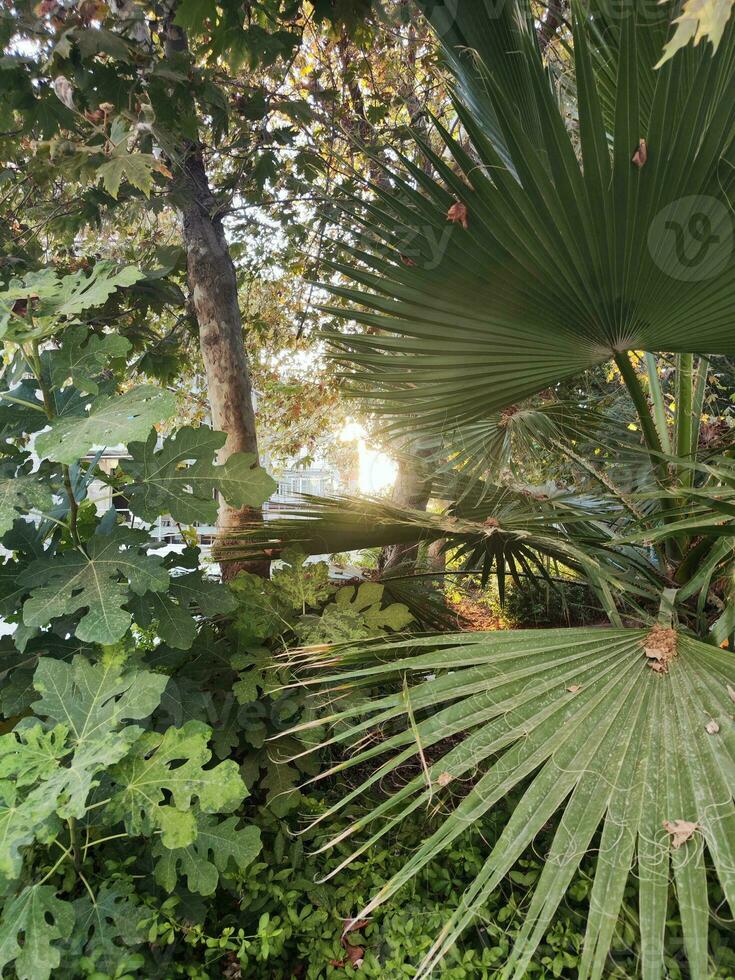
342,918 -> 370,935
345,945 -> 364,968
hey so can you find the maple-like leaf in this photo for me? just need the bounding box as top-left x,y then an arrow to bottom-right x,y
232,663 -> 262,705
121,426 -> 224,524
128,550 -> 236,650
97,151 -> 159,199
28,656 -> 168,818
0,264 -> 142,342
20,525 -> 170,644
0,724 -> 69,789
35,385 -> 175,465
153,813 -> 261,895
120,427 -> 276,524
107,720 -> 247,838
49,325 -> 131,395
70,881 -> 143,972
31,656 -> 167,752
0,657 -> 167,888
0,786 -> 58,887
271,549 -> 333,611
131,566 -> 237,650
216,451 -> 277,510
298,582 -> 413,644
0,885 -> 74,980
0,469 -> 54,537
230,572 -> 293,644
261,758 -> 301,817
297,602 -> 372,644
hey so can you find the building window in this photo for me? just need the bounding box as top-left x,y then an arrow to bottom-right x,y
112,493 -> 130,516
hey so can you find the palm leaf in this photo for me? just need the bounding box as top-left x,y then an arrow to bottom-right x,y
281,627 -> 735,979
404,398 -> 635,493
323,0 -> 735,435
225,490 -> 663,607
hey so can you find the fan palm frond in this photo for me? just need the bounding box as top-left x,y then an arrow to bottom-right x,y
255,5 -> 735,976
280,626 -> 735,980
323,0 -> 735,436
226,489 -> 664,614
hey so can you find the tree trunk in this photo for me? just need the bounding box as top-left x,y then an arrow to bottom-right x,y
164,14 -> 268,580
379,449 -> 433,574
427,538 -> 446,574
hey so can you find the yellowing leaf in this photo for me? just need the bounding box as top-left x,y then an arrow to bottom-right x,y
107,721 -> 246,838
657,0 -> 735,66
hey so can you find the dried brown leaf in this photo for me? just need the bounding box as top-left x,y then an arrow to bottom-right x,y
663,818 -> 698,848
706,719 -> 720,735
346,945 -> 364,969
632,138 -> 648,168
643,626 -> 677,674
343,919 -> 370,935
447,201 -> 469,230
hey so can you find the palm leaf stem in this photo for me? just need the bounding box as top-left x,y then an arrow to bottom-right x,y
644,352 -> 671,454
691,355 -> 710,462
614,352 -> 680,562
676,353 -> 695,488
614,352 -> 663,462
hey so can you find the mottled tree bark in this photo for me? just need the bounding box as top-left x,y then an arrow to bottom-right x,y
165,14 -> 267,580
